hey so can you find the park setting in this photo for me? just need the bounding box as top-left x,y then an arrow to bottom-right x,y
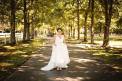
0,0 -> 122,81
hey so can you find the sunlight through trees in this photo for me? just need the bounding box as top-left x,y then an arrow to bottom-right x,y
0,0 -> 122,46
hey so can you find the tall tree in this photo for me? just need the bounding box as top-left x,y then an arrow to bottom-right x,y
23,0 -> 27,42
83,0 -> 91,42
10,0 -> 16,45
26,11 -> 30,41
99,0 -> 114,47
76,0 -> 80,40
31,14 -> 35,39
90,0 -> 94,43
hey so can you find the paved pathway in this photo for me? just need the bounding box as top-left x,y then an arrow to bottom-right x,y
4,44 -> 122,81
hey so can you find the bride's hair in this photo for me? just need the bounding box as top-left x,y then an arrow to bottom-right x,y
57,28 -> 64,35
57,28 -> 63,31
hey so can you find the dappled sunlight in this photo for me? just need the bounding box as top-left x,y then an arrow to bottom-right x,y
31,53 -> 49,61
96,40 -> 122,48
49,76 -> 84,81
1,40 -> 122,81
68,43 -> 104,51
20,65 -> 30,68
31,54 -> 46,57
12,50 -> 26,55
93,52 -> 109,56
21,44 -> 30,47
38,59 -> 45,62
0,52 -> 11,56
71,58 -> 97,63
17,68 -> 25,72
93,50 -> 122,57
21,55 -> 28,58
112,66 -> 122,71
109,41 -> 122,48
113,66 -> 121,69
15,50 -> 26,54
17,65 -> 39,72
31,42 -> 43,47
3,46 -> 16,50
75,65 -> 87,69
17,66 -> 37,72
69,49 -> 83,52
73,44 -> 99,48
1,0 -> 122,80
0,62 -> 13,67
32,51 -> 37,54
95,41 -> 103,46
38,54 -> 50,60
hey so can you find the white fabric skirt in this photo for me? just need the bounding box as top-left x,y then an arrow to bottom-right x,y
41,43 -> 70,71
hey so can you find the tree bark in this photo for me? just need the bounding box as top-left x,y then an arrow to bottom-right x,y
102,0 -> 113,47
31,16 -> 35,39
26,12 -> 30,41
30,1 -> 35,39
10,0 -> 16,45
68,26 -> 71,38
90,0 -> 94,44
71,24 -> 73,37
23,0 -> 27,42
73,18 -> 75,38
76,0 -> 80,40
73,28 -> 75,38
83,0 -> 91,42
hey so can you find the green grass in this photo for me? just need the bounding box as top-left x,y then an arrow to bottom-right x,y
87,47 -> 122,72
68,34 -> 122,72
0,38 -> 44,80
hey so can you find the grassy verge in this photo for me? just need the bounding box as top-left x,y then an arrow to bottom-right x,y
0,38 -> 44,81
67,34 -> 122,72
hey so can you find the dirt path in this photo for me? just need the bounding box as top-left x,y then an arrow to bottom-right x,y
4,44 -> 122,81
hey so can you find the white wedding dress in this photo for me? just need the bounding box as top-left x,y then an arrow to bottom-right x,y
41,35 -> 70,71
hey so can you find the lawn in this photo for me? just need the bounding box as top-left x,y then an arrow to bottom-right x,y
0,39 -> 44,80
67,34 -> 122,73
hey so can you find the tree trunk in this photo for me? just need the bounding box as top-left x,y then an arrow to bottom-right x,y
68,27 -> 71,38
73,28 -> 75,38
90,0 -> 94,44
73,19 -> 75,38
23,0 -> 27,42
31,16 -> 35,39
31,1 -> 35,39
83,0 -> 91,42
10,0 -> 16,45
102,0 -> 113,47
71,25 -> 73,37
76,0 -> 80,40
26,12 -> 30,41
83,13 -> 88,42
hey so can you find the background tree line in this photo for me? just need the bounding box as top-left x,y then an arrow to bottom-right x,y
0,0 -> 122,47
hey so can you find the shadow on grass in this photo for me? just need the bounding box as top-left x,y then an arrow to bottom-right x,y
0,39 -> 44,81
25,45 -> 122,81
2,42 -> 122,81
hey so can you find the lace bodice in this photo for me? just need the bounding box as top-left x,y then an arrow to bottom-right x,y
55,35 -> 64,45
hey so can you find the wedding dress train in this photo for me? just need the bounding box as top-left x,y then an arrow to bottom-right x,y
41,35 -> 70,71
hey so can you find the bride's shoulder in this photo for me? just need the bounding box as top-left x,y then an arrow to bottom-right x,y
61,35 -> 65,37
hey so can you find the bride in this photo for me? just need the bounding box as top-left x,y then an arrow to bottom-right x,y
41,28 -> 70,71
